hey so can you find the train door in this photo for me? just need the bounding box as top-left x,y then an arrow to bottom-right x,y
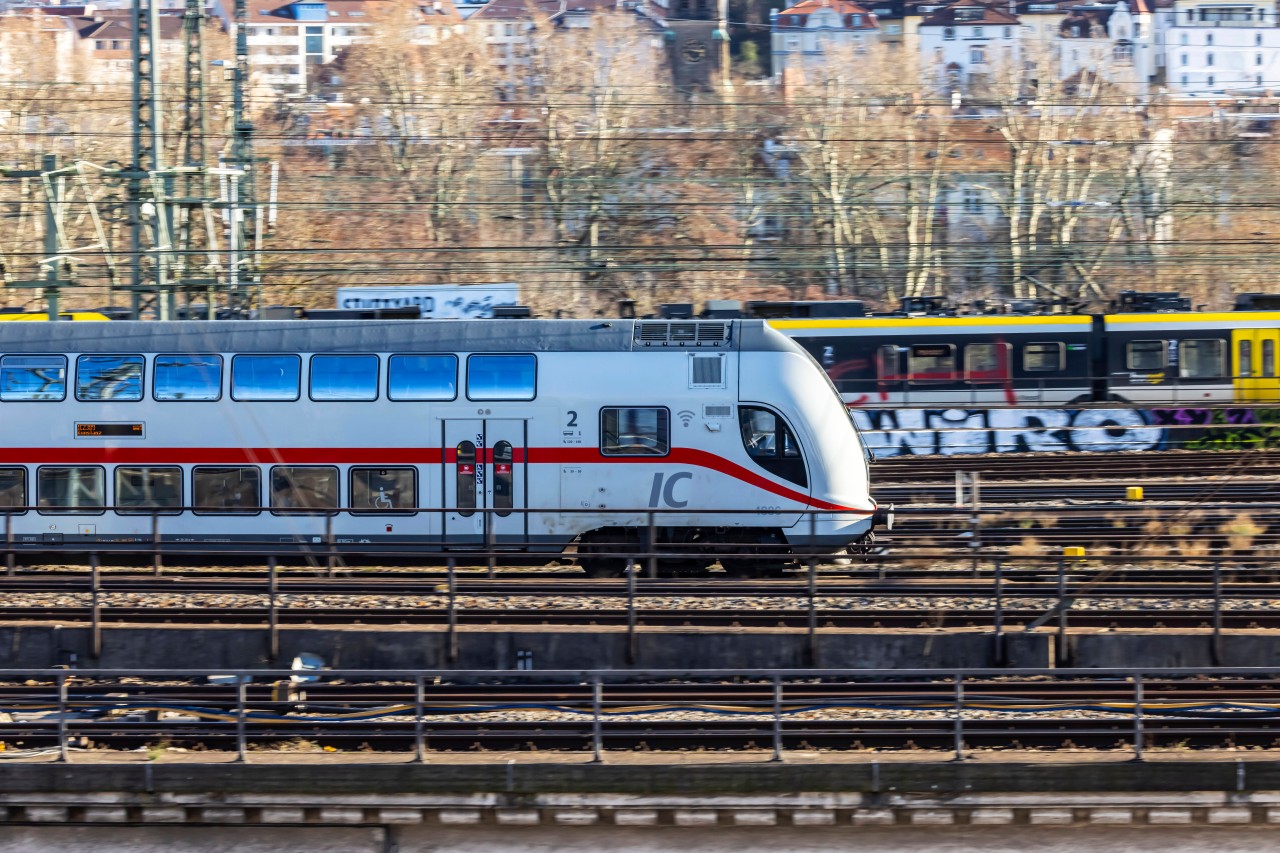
441,419 -> 528,548
1232,329 -> 1280,402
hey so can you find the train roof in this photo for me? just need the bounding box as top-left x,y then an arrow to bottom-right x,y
0,318 -> 798,354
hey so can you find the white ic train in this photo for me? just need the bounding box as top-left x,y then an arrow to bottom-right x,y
0,319 -> 882,575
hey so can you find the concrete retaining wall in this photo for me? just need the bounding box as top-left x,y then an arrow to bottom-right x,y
0,624 -> 1050,671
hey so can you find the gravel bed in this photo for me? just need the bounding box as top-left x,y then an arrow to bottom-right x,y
3,592 -> 1280,611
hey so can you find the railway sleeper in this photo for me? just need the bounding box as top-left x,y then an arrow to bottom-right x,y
574,526 -> 793,578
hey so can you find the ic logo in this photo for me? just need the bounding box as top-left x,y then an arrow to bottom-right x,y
648,472 -> 692,508
676,410 -> 695,427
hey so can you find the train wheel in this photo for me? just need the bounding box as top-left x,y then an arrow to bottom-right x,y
576,528 -> 636,579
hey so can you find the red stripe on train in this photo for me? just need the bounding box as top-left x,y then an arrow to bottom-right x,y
0,447 -> 871,515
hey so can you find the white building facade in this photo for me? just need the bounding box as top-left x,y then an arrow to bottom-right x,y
917,0 -> 1022,92
770,0 -> 879,84
1163,0 -> 1280,93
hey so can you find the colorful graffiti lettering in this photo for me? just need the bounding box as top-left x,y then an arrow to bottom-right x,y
852,407 -> 1280,456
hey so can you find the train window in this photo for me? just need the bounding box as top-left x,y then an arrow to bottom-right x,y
494,441 -> 514,517
0,355 -> 66,401
114,467 -> 182,515
193,466 -> 261,514
907,344 -> 955,384
1023,342 -> 1064,372
270,466 -> 339,515
739,406 -> 807,488
600,407 -> 670,456
455,441 -> 477,517
1240,340 -> 1253,378
230,355 -> 301,401
387,354 -> 457,401
0,468 -> 26,513
876,345 -> 901,383
1179,340 -> 1227,378
467,354 -> 536,401
1265,339 -> 1276,378
964,343 -> 1010,383
349,467 -> 417,515
310,355 -> 378,401
37,466 -> 105,515
76,355 -> 143,401
154,355 -> 221,401
1126,340 -> 1167,371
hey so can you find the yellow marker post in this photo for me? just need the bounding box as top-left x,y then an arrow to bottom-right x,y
1063,546 -> 1087,558
1126,487 -> 1144,501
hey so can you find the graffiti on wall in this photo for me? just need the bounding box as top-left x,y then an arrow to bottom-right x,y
851,407 -> 1280,456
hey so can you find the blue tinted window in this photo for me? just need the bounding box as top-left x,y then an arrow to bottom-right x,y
388,354 -> 457,401
311,355 -> 378,401
154,355 -> 221,401
467,354 -> 536,401
1,355 -> 66,401
76,355 -> 143,401
231,355 -> 300,401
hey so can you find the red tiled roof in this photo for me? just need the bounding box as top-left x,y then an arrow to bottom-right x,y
775,0 -> 878,29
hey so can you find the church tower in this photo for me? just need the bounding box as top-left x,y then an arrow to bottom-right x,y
667,0 -> 730,95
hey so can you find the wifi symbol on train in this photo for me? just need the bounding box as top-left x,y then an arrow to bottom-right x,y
677,410 -> 695,427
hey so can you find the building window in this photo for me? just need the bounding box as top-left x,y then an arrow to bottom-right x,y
785,35 -> 800,49
1258,52 -> 1264,65
1181,52 -> 1188,65
1208,74 -> 1215,85
851,13 -> 862,24
94,39 -> 105,50
970,46 -> 985,63
1181,74 -> 1188,85
1114,41 -> 1133,60
1258,74 -> 1264,85
1258,32 -> 1264,45
1206,33 -> 1213,45
1207,51 -> 1214,65
943,26 -> 955,39
973,25 -> 983,37
961,185 -> 983,213
1180,32 -> 1187,45
1003,25 -> 1011,37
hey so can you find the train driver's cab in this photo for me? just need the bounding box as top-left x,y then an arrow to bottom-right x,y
739,406 -> 807,488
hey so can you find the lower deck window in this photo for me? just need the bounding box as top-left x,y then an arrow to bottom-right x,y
271,466 -> 338,514
194,466 -> 261,514
350,467 -> 417,514
115,467 -> 182,514
1180,339 -> 1226,378
1126,340 -> 1167,371
600,407 -> 670,456
38,467 -> 105,514
907,344 -> 955,383
0,468 -> 26,512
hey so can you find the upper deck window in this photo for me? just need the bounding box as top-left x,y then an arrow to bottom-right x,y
76,355 -> 143,401
231,355 -> 301,401
388,354 -> 457,401
1180,339 -> 1226,378
907,344 -> 955,384
154,355 -> 222,401
310,354 -> 378,401
601,407 -> 670,456
1,355 -> 66,401
1023,342 -> 1065,372
467,354 -> 536,401
1126,340 -> 1167,371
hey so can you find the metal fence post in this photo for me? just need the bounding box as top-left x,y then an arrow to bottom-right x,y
447,559 -> 458,665
236,678 -> 248,763
1056,555 -> 1067,665
325,514 -> 335,577
993,559 -> 1005,665
5,512 -> 13,576
151,512 -> 162,576
646,512 -> 657,580
807,514 -> 818,667
771,676 -> 784,762
591,676 -> 603,763
1132,673 -> 1144,762
953,673 -> 965,761
1212,561 -> 1223,666
414,674 -> 426,762
626,560 -> 637,665
267,556 -> 279,662
89,553 -> 101,660
57,672 -> 68,762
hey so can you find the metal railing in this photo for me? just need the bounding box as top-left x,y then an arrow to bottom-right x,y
5,665 -> 1280,763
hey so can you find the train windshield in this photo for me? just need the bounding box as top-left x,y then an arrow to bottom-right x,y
739,406 -> 807,488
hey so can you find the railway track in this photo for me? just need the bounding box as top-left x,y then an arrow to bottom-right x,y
873,449 -> 1280,483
